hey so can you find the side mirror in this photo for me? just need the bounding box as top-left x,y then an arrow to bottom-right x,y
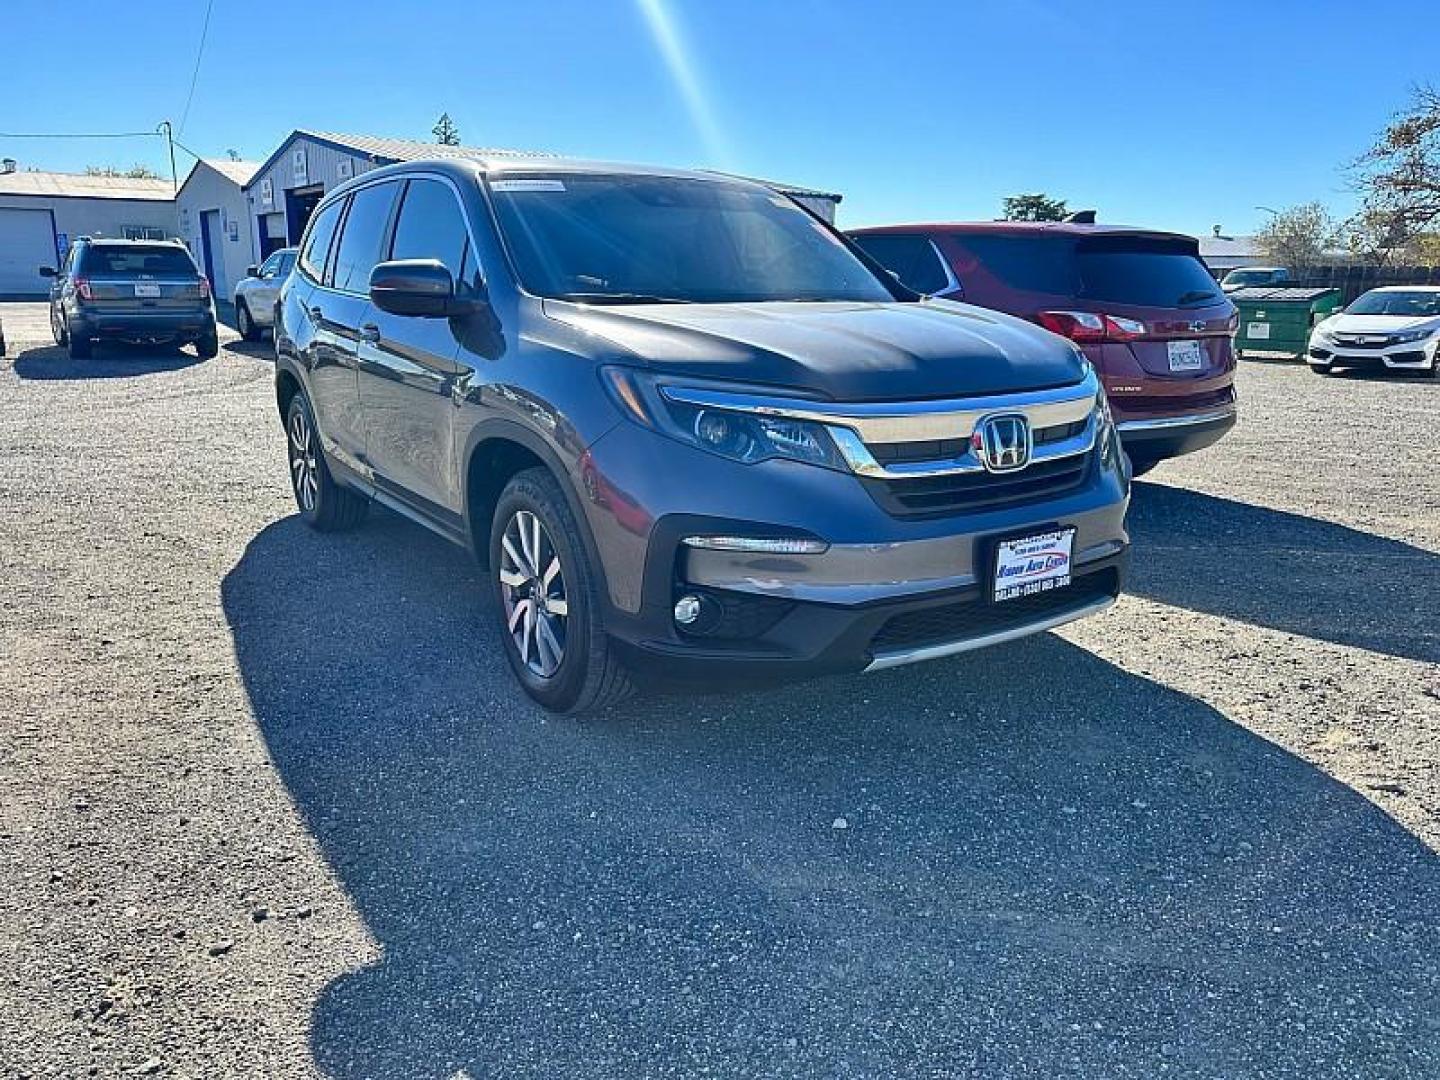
39,266 -> 56,278
369,259 -> 480,318
245,265 -> 259,279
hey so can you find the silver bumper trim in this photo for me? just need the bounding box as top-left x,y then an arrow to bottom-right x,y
863,595 -> 1116,672
1115,404 -> 1236,434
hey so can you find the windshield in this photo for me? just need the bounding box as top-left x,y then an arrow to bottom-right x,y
1224,269 -> 1275,285
1346,290 -> 1440,317
79,246 -> 197,278
488,174 -> 894,304
1076,240 -> 1222,308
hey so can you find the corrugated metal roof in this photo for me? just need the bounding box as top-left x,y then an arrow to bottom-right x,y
0,170 -> 174,201
204,158 -> 259,186
300,130 -> 553,164
1199,235 -> 1262,259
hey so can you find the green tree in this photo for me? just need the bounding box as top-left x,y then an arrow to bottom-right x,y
1001,193 -> 1068,222
85,164 -> 161,179
1255,203 -> 1340,273
432,112 -> 461,146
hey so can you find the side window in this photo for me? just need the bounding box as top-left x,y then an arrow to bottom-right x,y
258,252 -> 283,278
299,200 -> 343,284
851,233 -> 951,295
331,181 -> 400,294
278,252 -> 296,277
389,178 -> 473,291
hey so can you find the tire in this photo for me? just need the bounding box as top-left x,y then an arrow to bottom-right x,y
68,333 -> 92,360
195,328 -> 219,359
51,306 -> 68,346
489,467 -> 632,714
284,392 -> 369,532
1309,361 -> 1334,376
237,300 -> 260,343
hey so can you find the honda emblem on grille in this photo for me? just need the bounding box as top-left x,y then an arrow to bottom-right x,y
974,413 -> 1032,474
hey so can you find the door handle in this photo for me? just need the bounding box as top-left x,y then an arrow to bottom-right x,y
308,305 -> 323,325
359,324 -> 381,344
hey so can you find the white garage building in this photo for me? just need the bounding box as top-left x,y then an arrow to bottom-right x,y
175,159 -> 259,300
0,165 -> 177,297
244,130 -> 843,262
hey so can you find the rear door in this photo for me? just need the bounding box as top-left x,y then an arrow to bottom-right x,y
1073,237 -> 1234,379
355,176 -> 473,518
296,187 -> 399,476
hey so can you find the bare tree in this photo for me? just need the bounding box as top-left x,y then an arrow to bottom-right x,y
1255,203 -> 1340,273
1353,84 -> 1440,248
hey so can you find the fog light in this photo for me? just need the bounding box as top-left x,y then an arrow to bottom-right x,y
674,595 -> 703,625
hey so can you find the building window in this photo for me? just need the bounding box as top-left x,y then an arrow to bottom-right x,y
123,226 -> 168,241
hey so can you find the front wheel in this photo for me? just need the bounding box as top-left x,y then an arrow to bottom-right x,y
489,468 -> 632,713
285,393 -> 368,531
1309,361 -> 1335,376
50,306 -> 68,346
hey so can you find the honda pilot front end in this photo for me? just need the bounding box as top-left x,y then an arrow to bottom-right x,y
273,160 -> 1130,712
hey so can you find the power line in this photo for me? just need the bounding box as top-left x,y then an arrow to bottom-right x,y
177,0 -> 215,136
0,130 -> 157,139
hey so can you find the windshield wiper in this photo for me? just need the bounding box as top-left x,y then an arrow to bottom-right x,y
1177,290 -> 1219,306
554,291 -> 691,305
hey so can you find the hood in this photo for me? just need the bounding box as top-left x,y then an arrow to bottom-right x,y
542,299 -> 1085,401
1325,312 -> 1440,335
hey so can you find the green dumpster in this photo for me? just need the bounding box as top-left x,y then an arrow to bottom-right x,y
1232,286 -> 1342,359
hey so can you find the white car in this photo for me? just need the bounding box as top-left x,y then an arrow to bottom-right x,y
232,247 -> 296,342
1307,286 -> 1440,376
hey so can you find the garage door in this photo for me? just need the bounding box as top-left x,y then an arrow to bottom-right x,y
0,207 -> 56,296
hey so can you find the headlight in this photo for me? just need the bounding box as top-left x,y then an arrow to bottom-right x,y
600,366 -> 847,469
1392,327 -> 1438,344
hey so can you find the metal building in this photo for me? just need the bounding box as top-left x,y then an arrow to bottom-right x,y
243,130 -> 844,261
175,159 -> 259,300
0,163 -> 177,297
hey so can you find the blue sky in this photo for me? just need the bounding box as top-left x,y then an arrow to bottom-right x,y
5,0 -> 1437,236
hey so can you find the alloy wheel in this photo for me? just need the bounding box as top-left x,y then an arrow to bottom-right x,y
288,407 -> 319,512
238,304 -> 251,336
499,509 -> 569,678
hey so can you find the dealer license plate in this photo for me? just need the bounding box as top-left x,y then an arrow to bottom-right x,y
1246,321 -> 1270,340
133,283 -> 162,298
1167,339 -> 1204,371
993,528 -> 1075,602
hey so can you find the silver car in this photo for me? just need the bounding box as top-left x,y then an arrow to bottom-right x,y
233,247 -> 296,341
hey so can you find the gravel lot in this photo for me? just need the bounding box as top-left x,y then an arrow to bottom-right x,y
2,299 -> 1438,1079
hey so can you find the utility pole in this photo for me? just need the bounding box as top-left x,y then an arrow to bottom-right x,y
158,120 -> 178,193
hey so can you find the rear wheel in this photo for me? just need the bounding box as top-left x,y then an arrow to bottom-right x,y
195,328 -> 219,359
237,301 -> 261,342
50,306 -> 68,346
285,392 -> 368,531
489,468 -> 632,714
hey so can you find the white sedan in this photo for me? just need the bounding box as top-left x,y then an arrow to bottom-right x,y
232,247 -> 296,342
1307,286 -> 1440,376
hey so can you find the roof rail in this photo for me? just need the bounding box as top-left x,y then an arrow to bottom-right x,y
1063,210 -> 1097,224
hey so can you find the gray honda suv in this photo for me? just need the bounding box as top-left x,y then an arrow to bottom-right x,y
274,158 -> 1130,712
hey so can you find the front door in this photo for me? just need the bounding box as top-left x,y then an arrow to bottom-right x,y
353,176 -> 477,518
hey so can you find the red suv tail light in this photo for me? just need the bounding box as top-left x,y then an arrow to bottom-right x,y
1037,310 -> 1146,343
74,278 -> 93,301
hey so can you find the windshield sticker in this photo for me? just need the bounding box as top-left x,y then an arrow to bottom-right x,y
491,179 -> 567,192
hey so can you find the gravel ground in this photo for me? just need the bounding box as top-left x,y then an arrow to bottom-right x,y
1,300 -> 1438,1079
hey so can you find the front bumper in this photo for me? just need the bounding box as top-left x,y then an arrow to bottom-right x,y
583,420 -> 1130,685
1115,404 -> 1237,461
1308,338 -> 1438,370
71,309 -> 215,343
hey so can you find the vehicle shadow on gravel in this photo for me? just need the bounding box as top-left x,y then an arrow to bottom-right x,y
1128,483 -> 1440,663
11,343 -> 205,380
223,510 -> 1440,1079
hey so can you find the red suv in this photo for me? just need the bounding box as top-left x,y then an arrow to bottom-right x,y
849,222 -> 1238,474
